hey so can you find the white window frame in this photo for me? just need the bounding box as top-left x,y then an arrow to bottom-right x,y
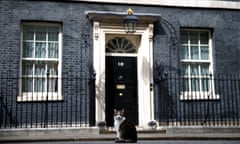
180,29 -> 219,100
18,22 -> 62,102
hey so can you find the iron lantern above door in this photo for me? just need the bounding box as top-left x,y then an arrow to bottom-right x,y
124,8 -> 138,33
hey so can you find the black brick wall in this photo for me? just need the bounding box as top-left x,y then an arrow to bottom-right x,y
0,0 -> 239,126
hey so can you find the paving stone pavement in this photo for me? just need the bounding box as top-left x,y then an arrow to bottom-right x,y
2,140 -> 240,144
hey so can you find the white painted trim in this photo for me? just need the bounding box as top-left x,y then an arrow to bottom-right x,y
71,0 -> 240,10
180,92 -> 220,100
93,22 -> 154,128
105,53 -> 137,57
17,93 -> 63,102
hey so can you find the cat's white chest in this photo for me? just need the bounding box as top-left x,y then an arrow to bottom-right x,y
114,117 -> 125,139
114,118 -> 122,130
114,117 -> 125,127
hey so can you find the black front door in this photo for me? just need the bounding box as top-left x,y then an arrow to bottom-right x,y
106,56 -> 138,126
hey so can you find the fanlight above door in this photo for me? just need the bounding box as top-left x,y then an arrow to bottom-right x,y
106,37 -> 136,53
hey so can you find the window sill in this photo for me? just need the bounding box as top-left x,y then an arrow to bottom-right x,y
17,93 -> 63,102
180,92 -> 220,100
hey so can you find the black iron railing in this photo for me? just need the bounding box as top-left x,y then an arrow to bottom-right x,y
0,73 -> 240,128
154,73 -> 240,126
0,73 -> 95,128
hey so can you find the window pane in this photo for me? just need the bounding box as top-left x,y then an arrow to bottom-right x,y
201,64 -> 209,75
22,78 -> 33,92
48,62 -> 58,76
190,64 -> 199,76
35,62 -> 46,76
190,32 -> 198,44
36,26 -> 47,41
35,42 -> 46,58
22,61 -> 33,75
183,78 -> 189,91
23,26 -> 34,40
201,78 -> 209,91
191,46 -> 199,60
181,63 -> 188,76
23,42 -> 34,58
200,32 -> 209,44
48,42 -> 58,58
191,78 -> 200,91
48,78 -> 58,92
35,77 -> 45,92
201,46 -> 209,60
48,26 -> 59,41
181,46 -> 189,59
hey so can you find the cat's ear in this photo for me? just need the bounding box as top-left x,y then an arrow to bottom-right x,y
114,109 -> 117,113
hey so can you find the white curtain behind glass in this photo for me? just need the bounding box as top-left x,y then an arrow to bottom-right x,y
180,30 -> 210,92
22,25 -> 59,93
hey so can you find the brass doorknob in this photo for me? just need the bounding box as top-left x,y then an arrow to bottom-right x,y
119,93 -> 123,96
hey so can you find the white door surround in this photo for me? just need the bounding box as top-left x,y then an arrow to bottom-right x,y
93,22 -> 154,128
88,11 -> 159,128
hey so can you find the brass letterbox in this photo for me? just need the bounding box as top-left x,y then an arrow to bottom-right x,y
116,84 -> 126,89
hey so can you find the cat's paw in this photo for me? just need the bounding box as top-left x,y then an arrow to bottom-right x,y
115,137 -> 120,143
115,138 -> 125,143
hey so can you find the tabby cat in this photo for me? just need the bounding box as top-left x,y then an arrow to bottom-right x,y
114,109 -> 137,143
